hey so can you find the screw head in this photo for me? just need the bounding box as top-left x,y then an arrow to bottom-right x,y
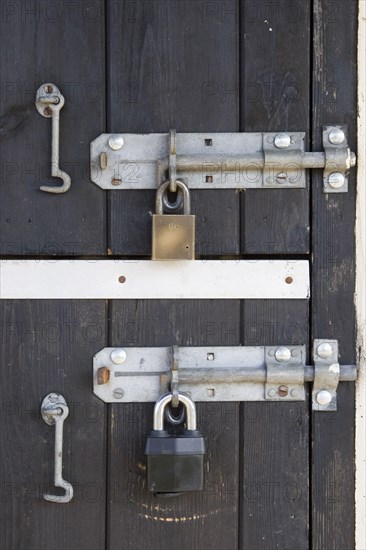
268,389 -> 277,397
275,347 -> 291,362
274,133 -> 291,149
276,172 -> 287,183
328,172 -> 345,189
291,388 -> 300,398
207,353 -> 215,361
329,128 -> 345,145
113,388 -> 124,400
316,342 -> 333,359
278,385 -> 289,397
49,393 -> 59,403
108,135 -> 124,151
316,390 -> 332,406
110,348 -> 127,364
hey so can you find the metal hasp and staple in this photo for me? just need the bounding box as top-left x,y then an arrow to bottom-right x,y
90,126 -> 356,193
93,340 -> 357,411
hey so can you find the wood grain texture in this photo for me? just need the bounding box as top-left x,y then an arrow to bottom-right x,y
311,1 -> 357,548
107,3 -> 241,548
0,301 -> 107,550
240,300 -> 309,549
239,1 -> 311,547
240,0 -> 310,254
0,0 -> 106,255
107,0 -> 239,257
108,300 -> 240,550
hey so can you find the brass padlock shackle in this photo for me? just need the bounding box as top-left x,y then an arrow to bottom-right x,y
155,180 -> 191,215
153,393 -> 197,431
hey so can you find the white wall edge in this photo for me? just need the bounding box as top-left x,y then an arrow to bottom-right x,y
356,2 -> 366,548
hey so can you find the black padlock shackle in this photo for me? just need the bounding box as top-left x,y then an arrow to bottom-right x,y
155,180 -> 191,215
154,393 -> 197,431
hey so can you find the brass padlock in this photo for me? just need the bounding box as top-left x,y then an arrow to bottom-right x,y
152,180 -> 195,260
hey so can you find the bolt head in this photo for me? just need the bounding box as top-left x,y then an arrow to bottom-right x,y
108,135 -> 124,151
113,388 -> 124,400
316,342 -> 333,359
275,347 -> 291,362
328,172 -> 345,189
316,390 -> 332,406
207,353 -> 215,361
110,348 -> 127,364
329,128 -> 345,145
274,133 -> 291,149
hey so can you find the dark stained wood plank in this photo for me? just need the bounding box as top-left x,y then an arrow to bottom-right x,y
240,0 -> 310,255
107,0 -> 239,257
107,4 -> 240,548
0,300 -> 107,550
239,1 -> 311,547
0,1 -> 106,255
109,300 -> 240,550
311,1 -> 357,548
240,300 -> 309,549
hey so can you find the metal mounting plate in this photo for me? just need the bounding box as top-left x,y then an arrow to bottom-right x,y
93,346 -> 307,403
90,132 -> 307,190
94,342 -> 355,409
0,260 -> 309,299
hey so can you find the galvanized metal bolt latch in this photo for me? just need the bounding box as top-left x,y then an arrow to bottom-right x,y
90,126 -> 356,193
93,340 -> 356,411
35,83 -> 71,194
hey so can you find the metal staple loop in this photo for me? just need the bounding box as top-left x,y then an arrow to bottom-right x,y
168,128 -> 177,193
171,345 -> 180,408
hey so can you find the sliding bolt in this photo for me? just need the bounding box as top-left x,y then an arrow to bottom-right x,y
328,172 -> 345,189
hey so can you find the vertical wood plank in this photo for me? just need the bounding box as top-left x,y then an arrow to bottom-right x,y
107,0 -> 239,256
0,1 -> 106,255
311,1 -> 357,548
240,0 -> 310,255
240,1 -> 311,547
240,300 -> 310,549
0,301 -> 107,550
109,300 -> 240,550
107,1 -> 240,548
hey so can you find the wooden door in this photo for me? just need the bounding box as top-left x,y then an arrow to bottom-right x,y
0,1 -> 357,549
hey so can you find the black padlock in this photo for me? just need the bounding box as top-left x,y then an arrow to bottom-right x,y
145,392 -> 205,494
